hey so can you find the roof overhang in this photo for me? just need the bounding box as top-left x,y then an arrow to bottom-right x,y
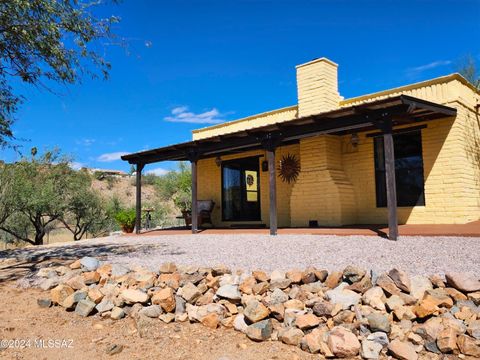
121,95 -> 456,165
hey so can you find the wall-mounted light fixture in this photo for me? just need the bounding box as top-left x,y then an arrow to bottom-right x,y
350,133 -> 359,147
215,156 -> 222,167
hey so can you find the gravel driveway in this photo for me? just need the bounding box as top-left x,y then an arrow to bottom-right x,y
2,234 -> 479,276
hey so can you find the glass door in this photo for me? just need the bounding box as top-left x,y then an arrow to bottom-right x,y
222,157 -> 261,221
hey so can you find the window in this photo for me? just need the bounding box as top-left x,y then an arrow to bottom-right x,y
221,157 -> 261,221
374,130 -> 425,207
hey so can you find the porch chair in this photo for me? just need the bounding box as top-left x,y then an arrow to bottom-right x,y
180,200 -> 215,228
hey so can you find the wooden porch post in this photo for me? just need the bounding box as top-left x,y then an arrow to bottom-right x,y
191,158 -> 198,234
267,148 -> 277,235
135,163 -> 145,234
383,124 -> 398,241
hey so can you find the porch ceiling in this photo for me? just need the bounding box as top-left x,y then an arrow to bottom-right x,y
121,95 -> 456,165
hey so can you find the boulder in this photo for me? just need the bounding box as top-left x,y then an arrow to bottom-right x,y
327,326 -> 360,358
286,269 -> 303,284
212,264 -> 231,276
388,268 -> 411,293
111,264 -> 130,277
367,332 -> 390,347
347,274 -> 373,294
343,265 -> 366,283
361,339 -> 383,359
216,284 -> 241,301
181,282 -> 201,303
233,313 -> 248,333
252,270 -> 269,282
445,272 -> 480,293
300,327 -> 325,354
279,327 -> 304,346
120,289 -> 149,304
201,312 -> 219,329
139,305 -> 163,318
457,334 -> 480,357
325,283 -> 361,310
436,327 -> 458,353
324,271 -> 343,289
295,313 -> 320,330
96,299 -> 114,313
110,306 -> 125,320
243,299 -> 270,323
152,287 -> 176,312
363,287 -> 386,311
75,299 -> 96,317
388,339 -> 418,360
376,274 -> 402,296
61,290 -> 87,309
82,271 -> 100,285
410,275 -> 433,300
238,276 -> 256,294
367,313 -> 391,333
269,288 -> 288,305
312,301 -> 334,317
79,257 -> 100,272
245,319 -> 273,341
50,284 -> 74,305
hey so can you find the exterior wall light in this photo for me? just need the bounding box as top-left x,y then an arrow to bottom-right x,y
350,133 -> 359,147
215,156 -> 222,167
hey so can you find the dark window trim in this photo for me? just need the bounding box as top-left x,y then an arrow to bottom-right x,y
374,130 -> 426,208
221,156 -> 262,222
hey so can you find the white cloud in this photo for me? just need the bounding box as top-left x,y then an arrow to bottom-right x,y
407,60 -> 452,75
145,167 -> 170,176
164,106 -> 225,124
76,138 -> 96,146
97,152 -> 129,162
69,161 -> 85,170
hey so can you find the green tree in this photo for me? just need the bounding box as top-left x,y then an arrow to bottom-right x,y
0,0 -> 120,147
0,150 -> 75,245
61,171 -> 109,240
155,162 -> 192,210
458,55 -> 480,90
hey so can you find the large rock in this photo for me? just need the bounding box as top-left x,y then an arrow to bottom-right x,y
50,284 -> 74,305
152,287 -> 176,312
96,298 -> 114,313
457,334 -> 480,357
325,271 -> 343,289
295,313 -> 320,330
313,301 -> 334,317
409,275 -> 433,300
367,313 -> 391,333
388,269 -> 411,293
327,326 -> 360,358
61,290 -> 87,309
139,305 -> 163,318
445,272 -> 480,293
159,262 -> 177,274
363,287 -> 386,311
216,284 -> 241,301
75,299 -> 96,317
468,320 -> 480,339
343,265 -> 366,283
436,327 -> 458,353
300,327 -> 327,354
79,257 -> 99,272
238,276 -> 256,295
269,288 -> 288,305
325,283 -> 361,310
243,299 -> 270,323
120,289 -> 149,304
376,274 -> 402,296
361,339 -> 383,359
279,327 -> 304,346
233,313 -> 248,333
180,282 -> 201,303
388,339 -> 418,360
245,319 -> 273,341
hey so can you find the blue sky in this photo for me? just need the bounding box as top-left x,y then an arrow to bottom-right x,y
2,0 -> 479,174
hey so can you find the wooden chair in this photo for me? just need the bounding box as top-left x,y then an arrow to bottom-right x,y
180,200 -> 215,228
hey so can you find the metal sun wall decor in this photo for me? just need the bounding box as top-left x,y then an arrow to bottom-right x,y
277,153 -> 300,183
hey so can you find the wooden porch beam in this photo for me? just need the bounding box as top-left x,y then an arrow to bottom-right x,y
187,149 -> 201,234
383,123 -> 398,241
135,163 -> 145,234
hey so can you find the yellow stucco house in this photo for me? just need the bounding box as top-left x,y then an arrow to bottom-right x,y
123,57 -> 480,240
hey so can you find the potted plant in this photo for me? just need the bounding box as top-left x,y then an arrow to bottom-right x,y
114,209 -> 136,233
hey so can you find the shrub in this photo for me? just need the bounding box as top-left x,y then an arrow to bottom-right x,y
114,209 -> 136,233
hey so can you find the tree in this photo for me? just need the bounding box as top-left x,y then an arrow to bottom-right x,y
62,171 -> 109,240
458,55 -> 480,90
154,162 -> 192,210
0,0 -> 120,147
0,150 -> 75,245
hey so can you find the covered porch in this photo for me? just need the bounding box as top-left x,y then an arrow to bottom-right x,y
121,95 -> 457,240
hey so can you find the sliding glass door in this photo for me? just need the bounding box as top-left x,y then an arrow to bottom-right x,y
222,157 -> 261,221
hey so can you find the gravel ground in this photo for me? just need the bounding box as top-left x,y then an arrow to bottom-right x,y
2,234 -> 479,276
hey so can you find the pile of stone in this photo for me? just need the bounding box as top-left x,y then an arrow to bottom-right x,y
36,257 -> 480,359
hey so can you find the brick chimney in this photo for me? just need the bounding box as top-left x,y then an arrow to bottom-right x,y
296,57 -> 341,117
